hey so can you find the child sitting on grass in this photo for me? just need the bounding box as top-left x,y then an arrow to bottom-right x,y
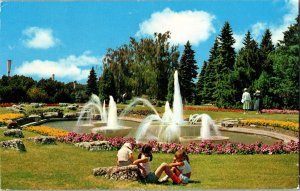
133,144 -> 184,184
160,148 -> 191,184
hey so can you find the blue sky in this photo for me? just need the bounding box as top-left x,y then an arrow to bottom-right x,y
0,0 -> 297,84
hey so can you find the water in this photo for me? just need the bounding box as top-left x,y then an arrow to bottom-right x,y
189,114 -> 221,139
119,97 -> 160,118
76,94 -> 104,126
173,71 -> 184,124
106,96 -> 119,129
42,120 -> 280,145
161,101 -> 173,124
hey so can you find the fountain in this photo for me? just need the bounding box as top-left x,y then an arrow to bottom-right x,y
132,70 -> 229,144
75,70 -> 228,143
90,96 -> 132,137
76,94 -> 106,129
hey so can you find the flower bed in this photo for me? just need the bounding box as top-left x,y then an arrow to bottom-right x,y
261,109 -> 299,114
0,103 -> 14,107
0,113 -> 25,123
240,119 -> 299,132
43,103 -> 60,107
56,132 -> 298,155
183,107 -> 299,114
184,107 -> 243,112
23,126 -> 69,137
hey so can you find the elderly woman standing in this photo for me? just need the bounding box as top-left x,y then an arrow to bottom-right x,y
253,90 -> 262,114
241,88 -> 251,114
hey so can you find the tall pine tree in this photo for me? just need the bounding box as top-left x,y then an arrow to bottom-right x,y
259,29 -> 274,73
86,67 -> 99,96
99,66 -> 116,102
269,16 -> 299,109
178,41 -> 198,103
214,21 -> 236,108
233,31 -> 260,104
202,38 -> 219,104
195,61 -> 208,105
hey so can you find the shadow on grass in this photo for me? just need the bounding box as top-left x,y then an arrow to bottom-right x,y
155,179 -> 201,186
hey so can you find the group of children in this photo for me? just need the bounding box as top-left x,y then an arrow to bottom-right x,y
116,142 -> 191,185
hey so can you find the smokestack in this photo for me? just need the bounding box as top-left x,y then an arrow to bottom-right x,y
7,60 -> 11,77
51,74 -> 55,80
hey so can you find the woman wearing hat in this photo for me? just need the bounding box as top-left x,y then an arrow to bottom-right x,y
241,88 -> 251,114
117,142 -> 134,166
253,90 -> 262,114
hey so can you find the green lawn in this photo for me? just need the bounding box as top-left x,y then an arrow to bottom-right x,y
1,129 -> 298,190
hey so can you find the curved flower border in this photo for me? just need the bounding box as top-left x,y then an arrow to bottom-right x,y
56,132 -> 298,155
240,119 -> 299,132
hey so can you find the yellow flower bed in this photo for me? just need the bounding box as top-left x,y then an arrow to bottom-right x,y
23,126 -> 69,137
240,119 -> 299,131
0,113 -> 24,123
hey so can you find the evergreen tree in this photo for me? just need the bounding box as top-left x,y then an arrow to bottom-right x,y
214,21 -> 236,108
195,61 -> 208,105
233,31 -> 260,104
259,29 -> 274,73
86,67 -> 99,96
178,41 -> 198,103
269,16 -> 299,109
99,66 -> 116,102
167,71 -> 175,106
202,38 -> 219,104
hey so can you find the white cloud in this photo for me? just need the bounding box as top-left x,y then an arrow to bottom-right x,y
233,0 -> 297,50
136,8 -> 215,46
22,27 -> 59,49
233,33 -> 244,50
251,22 -> 267,40
270,0 -> 297,44
15,51 -> 102,82
248,0 -> 297,45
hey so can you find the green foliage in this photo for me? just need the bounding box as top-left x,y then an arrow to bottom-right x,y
86,67 -> 99,97
27,86 -> 48,103
178,41 -> 198,103
259,29 -> 274,73
104,31 -> 179,101
213,22 -> 236,108
99,67 -> 116,102
195,61 -> 207,105
0,75 -> 36,103
167,72 -> 174,106
201,38 -> 219,104
232,31 -> 260,103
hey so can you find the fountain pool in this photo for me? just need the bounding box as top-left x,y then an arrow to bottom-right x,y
41,120 -> 281,145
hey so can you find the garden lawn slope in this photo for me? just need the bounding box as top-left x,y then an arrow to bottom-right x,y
0,129 -> 298,189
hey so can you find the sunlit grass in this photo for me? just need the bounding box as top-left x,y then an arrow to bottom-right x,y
0,129 -> 298,190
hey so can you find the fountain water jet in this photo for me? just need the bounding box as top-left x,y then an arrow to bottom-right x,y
91,96 -> 132,137
172,71 -> 184,124
76,94 -> 105,129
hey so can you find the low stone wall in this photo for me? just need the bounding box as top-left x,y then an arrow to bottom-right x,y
4,129 -> 24,138
0,139 -> 26,151
75,141 -> 112,151
28,136 -> 57,144
93,165 -> 142,181
6,120 -> 21,129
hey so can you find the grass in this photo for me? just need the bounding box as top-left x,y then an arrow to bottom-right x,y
118,104 -> 299,122
0,129 -> 298,190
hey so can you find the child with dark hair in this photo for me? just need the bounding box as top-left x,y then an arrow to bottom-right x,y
133,144 -> 183,184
